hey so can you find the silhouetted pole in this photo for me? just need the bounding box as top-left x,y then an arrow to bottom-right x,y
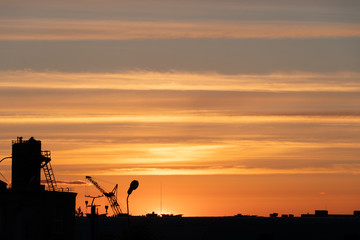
127,180 -> 139,227
127,180 -> 139,215
127,194 -> 130,216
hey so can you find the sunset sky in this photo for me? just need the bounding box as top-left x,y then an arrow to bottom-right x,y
0,0 -> 359,217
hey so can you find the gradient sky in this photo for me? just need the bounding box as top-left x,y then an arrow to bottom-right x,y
0,0 -> 359,216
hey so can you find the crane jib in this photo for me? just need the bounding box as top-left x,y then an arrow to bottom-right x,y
85,176 -> 123,215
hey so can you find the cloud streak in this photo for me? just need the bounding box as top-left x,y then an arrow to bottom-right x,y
1,119 -> 359,175
1,0 -> 358,23
2,39 -> 358,74
2,19 -> 360,40
1,70 -> 360,92
50,157 -> 360,176
40,179 -> 87,185
1,115 -> 360,125
0,70 -> 358,176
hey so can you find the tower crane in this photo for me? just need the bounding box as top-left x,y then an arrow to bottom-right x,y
85,176 -> 123,216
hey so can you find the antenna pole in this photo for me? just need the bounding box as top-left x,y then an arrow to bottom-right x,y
160,183 -> 162,215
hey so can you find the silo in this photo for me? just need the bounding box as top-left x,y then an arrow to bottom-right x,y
12,137 -> 43,191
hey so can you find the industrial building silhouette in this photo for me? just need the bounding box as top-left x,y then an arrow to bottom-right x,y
0,137 -> 76,240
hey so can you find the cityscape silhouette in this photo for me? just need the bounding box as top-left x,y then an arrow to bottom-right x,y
1,0 -> 359,239
0,137 -> 359,239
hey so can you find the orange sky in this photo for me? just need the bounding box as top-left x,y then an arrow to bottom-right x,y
54,174 -> 360,217
0,0 -> 359,216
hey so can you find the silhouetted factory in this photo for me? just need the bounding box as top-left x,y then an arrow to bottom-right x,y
0,137 -> 77,240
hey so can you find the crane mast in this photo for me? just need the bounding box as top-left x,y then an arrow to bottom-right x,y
85,176 -> 123,216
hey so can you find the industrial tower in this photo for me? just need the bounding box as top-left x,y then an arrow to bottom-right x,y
0,137 -> 77,240
12,136 -> 57,191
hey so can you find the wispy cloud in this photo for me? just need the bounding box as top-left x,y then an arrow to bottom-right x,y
51,158 -> 360,176
0,71 -> 359,176
1,115 -> 360,125
1,118 -> 359,175
2,19 -> 360,40
40,179 -> 87,185
1,70 -> 360,92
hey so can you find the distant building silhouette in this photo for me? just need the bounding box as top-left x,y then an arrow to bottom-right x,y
0,137 -> 77,240
301,210 -> 360,218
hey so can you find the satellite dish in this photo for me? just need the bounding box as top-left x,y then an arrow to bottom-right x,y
127,180 -> 139,195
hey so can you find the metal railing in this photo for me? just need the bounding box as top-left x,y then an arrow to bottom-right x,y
41,151 -> 51,158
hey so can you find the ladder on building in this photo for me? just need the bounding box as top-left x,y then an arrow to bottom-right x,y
41,151 -> 57,191
43,161 -> 57,191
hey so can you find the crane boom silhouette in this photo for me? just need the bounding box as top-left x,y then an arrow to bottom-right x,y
85,176 -> 123,216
